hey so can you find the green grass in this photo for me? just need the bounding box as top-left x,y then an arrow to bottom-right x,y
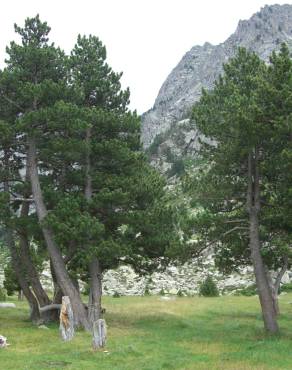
2,294 -> 292,369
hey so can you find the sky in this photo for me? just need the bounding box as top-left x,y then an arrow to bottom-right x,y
0,0 -> 291,113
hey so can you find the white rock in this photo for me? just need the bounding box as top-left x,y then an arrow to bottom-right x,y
0,303 -> 16,308
0,335 -> 9,348
38,325 -> 49,330
160,296 -> 176,301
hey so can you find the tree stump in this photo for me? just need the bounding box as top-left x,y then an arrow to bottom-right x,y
59,296 -> 74,341
92,319 -> 107,350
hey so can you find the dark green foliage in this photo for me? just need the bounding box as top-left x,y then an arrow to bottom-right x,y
113,291 -> 121,298
280,283 -> 292,293
0,14 -> 180,304
167,158 -> 185,178
146,132 -> 166,156
183,45 -> 292,275
4,263 -> 20,296
234,284 -> 257,296
0,287 -> 6,301
199,276 -> 219,297
144,286 -> 151,296
177,289 -> 185,297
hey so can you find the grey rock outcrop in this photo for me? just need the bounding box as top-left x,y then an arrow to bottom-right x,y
142,4 -> 292,150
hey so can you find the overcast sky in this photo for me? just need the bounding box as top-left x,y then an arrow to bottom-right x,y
0,1 -> 291,113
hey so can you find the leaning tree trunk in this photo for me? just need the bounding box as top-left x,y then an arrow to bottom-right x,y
266,257 -> 288,316
18,199 -> 51,307
19,233 -> 50,306
50,260 -> 64,305
3,168 -> 40,323
247,151 -> 279,334
5,228 -> 41,323
84,126 -> 103,328
27,136 -> 89,330
17,173 -> 51,307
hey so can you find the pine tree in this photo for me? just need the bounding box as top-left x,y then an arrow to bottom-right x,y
188,47 -> 291,333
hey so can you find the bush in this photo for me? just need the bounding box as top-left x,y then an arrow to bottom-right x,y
4,263 -> 20,296
159,288 -> 165,296
0,287 -> 6,301
144,286 -> 151,296
167,158 -> 185,178
199,276 -> 219,297
113,291 -> 121,298
280,282 -> 292,293
177,289 -> 185,297
234,284 -> 257,296
82,283 -> 90,295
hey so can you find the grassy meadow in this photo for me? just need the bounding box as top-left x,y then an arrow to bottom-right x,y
1,294 -> 292,369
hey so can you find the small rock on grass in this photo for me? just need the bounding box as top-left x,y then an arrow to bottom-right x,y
159,296 -> 176,301
0,303 -> 16,308
0,335 -> 9,348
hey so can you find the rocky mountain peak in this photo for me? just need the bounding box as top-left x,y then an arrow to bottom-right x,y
141,4 -> 292,152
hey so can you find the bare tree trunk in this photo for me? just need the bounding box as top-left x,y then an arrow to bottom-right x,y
60,296 -> 75,341
92,319 -> 107,350
27,136 -> 89,330
247,151 -> 278,333
85,127 -> 103,328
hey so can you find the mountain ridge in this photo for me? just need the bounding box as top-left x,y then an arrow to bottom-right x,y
141,4 -> 292,154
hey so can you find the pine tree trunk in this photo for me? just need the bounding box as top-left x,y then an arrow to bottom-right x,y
5,228 -> 40,323
84,126 -> 103,328
50,260 -> 64,304
3,170 -> 41,323
19,234 -> 50,306
18,187 -> 51,308
265,267 -> 279,316
247,151 -> 279,333
27,136 -> 89,330
270,257 -> 288,316
249,210 -> 278,332
88,257 -> 102,327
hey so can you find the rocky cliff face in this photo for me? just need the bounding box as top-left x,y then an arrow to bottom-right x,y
142,4 -> 292,152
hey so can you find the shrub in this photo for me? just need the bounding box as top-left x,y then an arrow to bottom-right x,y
167,158 -> 185,178
199,276 -> 219,297
0,287 -> 6,301
159,288 -> 165,296
4,263 -> 20,296
113,291 -> 121,298
234,284 -> 257,296
147,133 -> 165,156
144,286 -> 151,296
82,283 -> 90,295
177,289 -> 185,297
280,282 -> 292,293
